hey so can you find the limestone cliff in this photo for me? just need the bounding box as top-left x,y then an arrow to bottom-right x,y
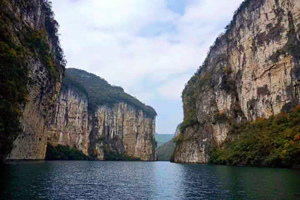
48,69 -> 157,161
48,86 -> 89,155
174,0 -> 300,163
1,0 -> 65,160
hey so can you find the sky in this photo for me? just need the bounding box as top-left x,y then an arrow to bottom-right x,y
51,0 -> 244,134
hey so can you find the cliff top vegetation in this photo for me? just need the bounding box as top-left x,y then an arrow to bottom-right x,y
63,68 -> 157,117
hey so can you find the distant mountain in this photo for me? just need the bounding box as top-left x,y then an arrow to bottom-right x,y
156,125 -> 181,161
155,133 -> 173,147
156,139 -> 176,161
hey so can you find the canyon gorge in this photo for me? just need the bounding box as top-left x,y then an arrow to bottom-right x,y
1,0 -> 300,167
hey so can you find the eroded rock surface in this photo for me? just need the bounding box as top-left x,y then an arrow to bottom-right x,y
2,0 -> 65,160
174,0 -> 300,163
48,69 -> 156,161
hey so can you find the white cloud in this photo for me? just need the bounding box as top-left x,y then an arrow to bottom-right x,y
51,0 -> 243,133
158,74 -> 191,100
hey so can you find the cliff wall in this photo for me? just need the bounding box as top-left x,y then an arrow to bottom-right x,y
48,69 -> 156,161
174,0 -> 300,163
48,88 -> 89,155
90,103 -> 156,161
1,0 -> 65,160
0,1 -> 155,161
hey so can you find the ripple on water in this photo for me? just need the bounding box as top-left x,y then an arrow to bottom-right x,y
1,161 -> 300,200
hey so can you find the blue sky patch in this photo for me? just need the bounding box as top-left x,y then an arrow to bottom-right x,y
166,0 -> 186,15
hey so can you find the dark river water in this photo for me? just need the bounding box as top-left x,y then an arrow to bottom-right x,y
1,161 -> 300,200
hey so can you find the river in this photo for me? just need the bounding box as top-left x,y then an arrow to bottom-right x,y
1,161 -> 300,200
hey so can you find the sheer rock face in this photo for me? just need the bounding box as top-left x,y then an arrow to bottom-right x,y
174,0 -> 300,163
5,0 -> 64,160
49,89 -> 156,161
7,69 -> 63,160
48,89 -> 90,155
91,103 -> 156,161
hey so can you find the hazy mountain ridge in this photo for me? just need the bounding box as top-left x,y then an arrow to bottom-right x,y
155,133 -> 174,147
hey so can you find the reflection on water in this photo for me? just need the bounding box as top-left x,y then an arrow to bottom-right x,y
1,161 -> 300,200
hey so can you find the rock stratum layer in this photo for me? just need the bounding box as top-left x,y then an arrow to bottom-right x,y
48,69 -> 157,161
1,0 -> 65,160
174,0 -> 300,163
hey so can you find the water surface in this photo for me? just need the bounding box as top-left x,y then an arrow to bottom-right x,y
1,161 -> 300,200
